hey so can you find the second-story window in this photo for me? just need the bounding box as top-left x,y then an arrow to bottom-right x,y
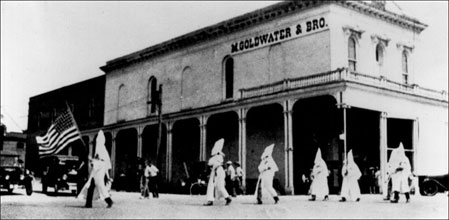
117,84 -> 126,122
376,43 -> 384,66
348,37 -> 357,72
147,76 -> 158,115
402,50 -> 409,84
224,57 -> 234,99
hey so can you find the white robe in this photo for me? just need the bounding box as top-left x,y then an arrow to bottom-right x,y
78,159 -> 111,201
340,163 -> 361,200
391,160 -> 411,193
256,157 -> 278,199
206,165 -> 229,201
310,161 -> 329,198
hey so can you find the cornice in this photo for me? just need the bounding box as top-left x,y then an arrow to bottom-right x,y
100,1 -> 428,73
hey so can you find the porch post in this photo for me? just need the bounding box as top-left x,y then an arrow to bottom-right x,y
238,108 -> 247,191
283,100 -> 294,195
199,115 -> 208,161
166,121 -> 174,182
380,112 -> 388,196
413,118 -> 419,172
111,130 -> 117,179
137,126 -> 143,158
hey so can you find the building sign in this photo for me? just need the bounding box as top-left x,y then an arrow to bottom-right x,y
231,15 -> 328,54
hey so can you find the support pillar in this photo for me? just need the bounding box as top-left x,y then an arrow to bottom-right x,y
166,121 -> 174,182
238,108 -> 247,190
111,131 -> 117,179
380,112 -> 388,196
283,100 -> 294,195
413,118 -> 419,172
137,126 -> 143,158
199,115 -> 209,161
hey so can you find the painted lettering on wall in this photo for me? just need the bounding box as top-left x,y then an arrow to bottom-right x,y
231,16 -> 328,54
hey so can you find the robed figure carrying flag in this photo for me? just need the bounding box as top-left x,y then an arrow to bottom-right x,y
78,130 -> 113,208
254,144 -> 279,204
204,138 -> 232,206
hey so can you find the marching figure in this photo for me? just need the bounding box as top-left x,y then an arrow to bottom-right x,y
204,138 -> 232,206
390,143 -> 412,203
255,144 -> 279,205
78,130 -> 113,208
383,147 -> 400,201
339,150 -> 361,202
309,148 -> 329,201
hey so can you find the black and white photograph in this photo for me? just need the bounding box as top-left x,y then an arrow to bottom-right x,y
1,1 -> 448,219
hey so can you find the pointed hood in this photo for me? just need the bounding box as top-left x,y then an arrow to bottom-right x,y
347,149 -> 355,165
314,148 -> 323,164
261,144 -> 275,159
211,138 -> 224,156
345,149 -> 361,178
95,130 -> 111,170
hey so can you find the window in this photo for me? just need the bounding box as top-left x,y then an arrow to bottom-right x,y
376,43 -> 384,65
117,84 -> 126,121
224,57 -> 234,99
147,77 -> 158,115
348,37 -> 357,72
402,50 -> 409,84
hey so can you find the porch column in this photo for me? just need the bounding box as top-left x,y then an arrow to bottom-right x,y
380,112 -> 388,196
166,121 -> 174,182
111,130 -> 117,178
238,108 -> 247,190
199,115 -> 209,161
137,126 -> 143,158
413,118 -> 419,171
283,100 -> 294,195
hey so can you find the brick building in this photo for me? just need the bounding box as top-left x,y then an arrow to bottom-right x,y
26,75 -> 106,173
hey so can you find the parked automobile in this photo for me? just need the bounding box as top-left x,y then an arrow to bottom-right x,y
419,174 -> 449,196
0,153 -> 33,195
40,155 -> 82,195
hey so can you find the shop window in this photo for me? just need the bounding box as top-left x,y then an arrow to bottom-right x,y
348,37 -> 357,72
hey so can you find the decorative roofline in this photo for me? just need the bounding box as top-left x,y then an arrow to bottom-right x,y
100,1 -> 428,72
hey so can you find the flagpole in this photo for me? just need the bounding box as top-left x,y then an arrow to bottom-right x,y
65,102 -> 87,151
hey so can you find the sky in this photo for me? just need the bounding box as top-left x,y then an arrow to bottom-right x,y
1,1 -> 448,133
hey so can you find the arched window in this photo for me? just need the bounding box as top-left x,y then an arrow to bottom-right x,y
402,50 -> 409,84
376,43 -> 384,65
224,57 -> 234,99
117,84 -> 126,121
147,77 -> 158,114
348,37 -> 357,72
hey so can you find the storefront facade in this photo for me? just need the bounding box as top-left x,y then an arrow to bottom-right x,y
97,1 -> 447,194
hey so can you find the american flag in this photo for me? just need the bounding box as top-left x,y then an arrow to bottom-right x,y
36,107 -> 81,157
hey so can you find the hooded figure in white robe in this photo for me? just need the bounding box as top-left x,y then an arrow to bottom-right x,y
78,130 -> 113,208
383,145 -> 402,200
340,150 -> 361,202
204,138 -> 232,206
255,144 -> 279,204
309,148 -> 329,201
390,143 -> 412,203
